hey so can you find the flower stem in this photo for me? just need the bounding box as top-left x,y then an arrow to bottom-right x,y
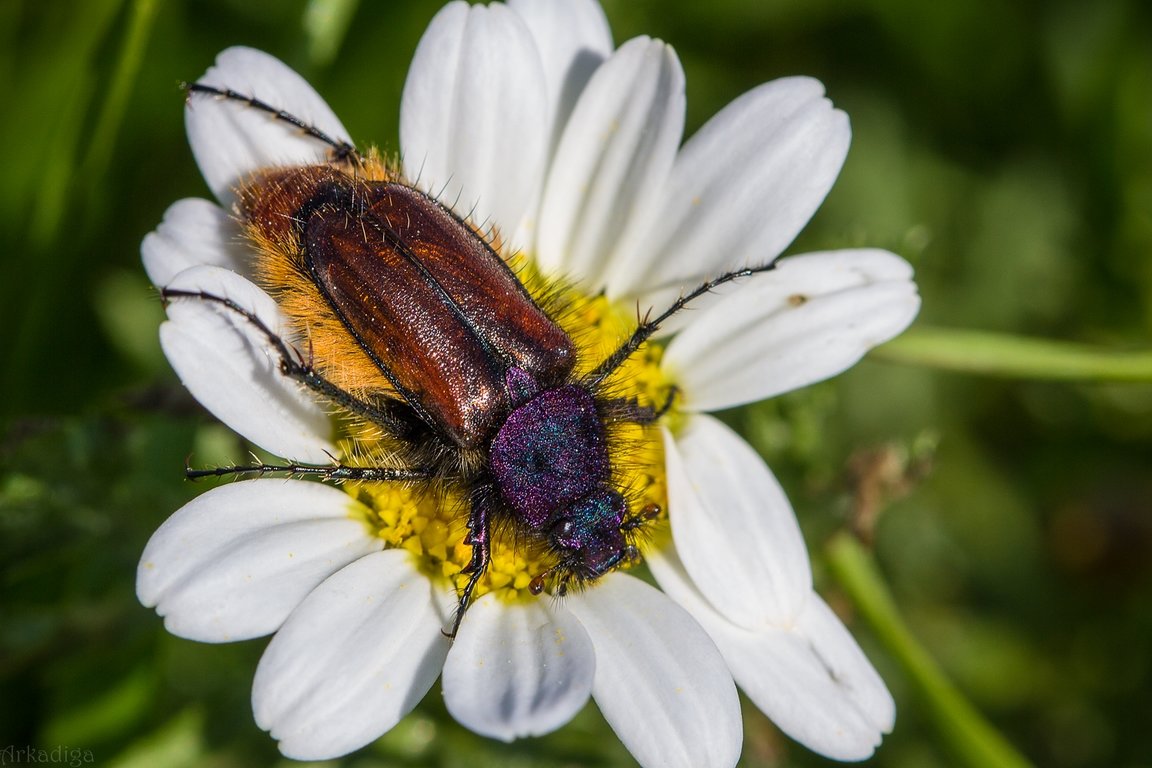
871,326 -> 1152,382
826,532 -> 1034,768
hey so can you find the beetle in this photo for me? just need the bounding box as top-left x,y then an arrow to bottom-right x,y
169,82 -> 774,636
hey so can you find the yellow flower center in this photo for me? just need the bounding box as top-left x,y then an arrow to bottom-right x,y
342,264 -> 671,604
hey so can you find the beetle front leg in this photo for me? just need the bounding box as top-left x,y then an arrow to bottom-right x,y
447,493 -> 492,638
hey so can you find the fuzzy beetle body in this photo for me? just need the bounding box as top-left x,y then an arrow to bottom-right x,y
173,82 -> 771,635
196,157 -> 655,634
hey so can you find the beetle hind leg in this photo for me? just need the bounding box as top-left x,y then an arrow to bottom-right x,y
162,287 -> 419,438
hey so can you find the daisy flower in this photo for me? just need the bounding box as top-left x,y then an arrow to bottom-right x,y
138,0 -> 919,765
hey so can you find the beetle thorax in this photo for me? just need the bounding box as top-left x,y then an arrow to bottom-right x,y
488,368 -> 627,570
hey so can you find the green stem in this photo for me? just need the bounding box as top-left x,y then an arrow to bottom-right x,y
303,0 -> 361,67
871,326 -> 1152,382
826,532 -> 1033,768
81,0 -> 159,191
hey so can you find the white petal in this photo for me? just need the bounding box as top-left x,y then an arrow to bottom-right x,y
507,0 -> 613,151
663,417 -> 811,627
565,573 -> 741,768
187,47 -> 352,205
721,597 -> 895,760
648,548 -> 893,761
160,265 -> 335,462
253,550 -> 451,760
443,593 -> 594,741
535,37 -> 684,288
617,77 -> 850,298
400,2 -> 549,247
664,249 -> 920,411
798,595 -> 895,734
137,480 -> 379,642
141,198 -> 248,287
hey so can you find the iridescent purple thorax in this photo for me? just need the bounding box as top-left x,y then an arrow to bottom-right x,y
489,368 -> 628,576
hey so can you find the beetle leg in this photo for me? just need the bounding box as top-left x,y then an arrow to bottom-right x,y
651,385 -> 679,419
600,384 -> 679,425
184,82 -> 361,167
447,494 -> 492,638
185,460 -> 432,482
622,502 -> 662,531
162,288 -> 417,437
585,263 -> 780,388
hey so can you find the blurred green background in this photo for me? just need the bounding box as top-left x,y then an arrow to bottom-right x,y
2,0 -> 1150,766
